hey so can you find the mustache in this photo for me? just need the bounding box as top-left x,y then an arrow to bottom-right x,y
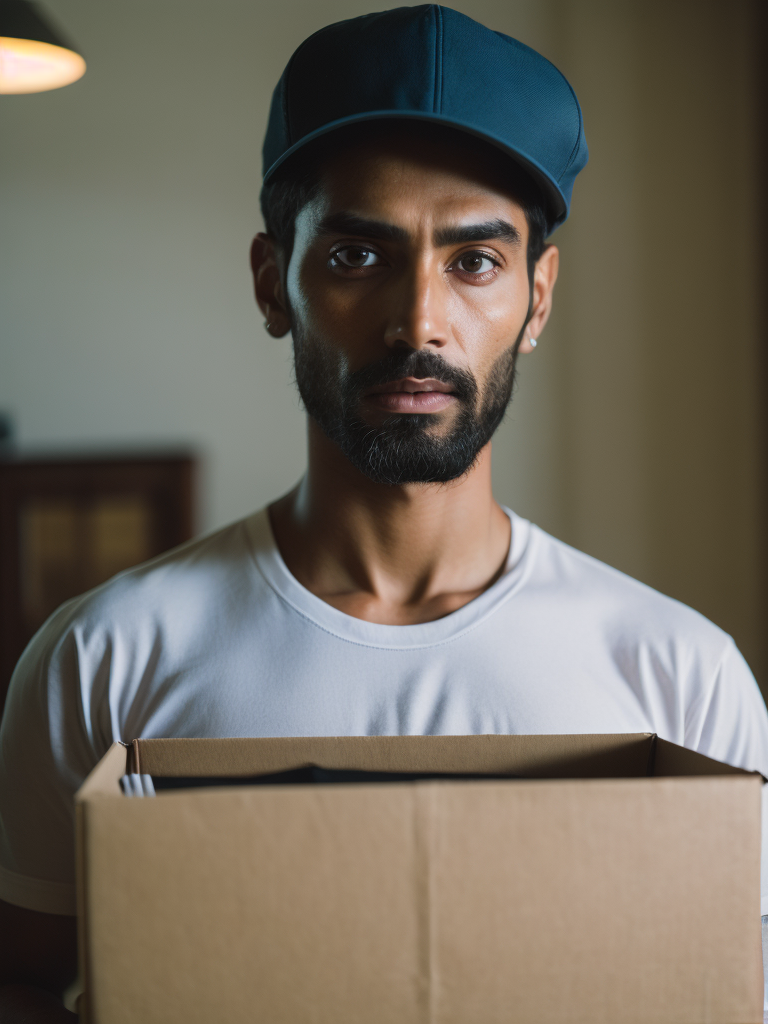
346,350 -> 477,404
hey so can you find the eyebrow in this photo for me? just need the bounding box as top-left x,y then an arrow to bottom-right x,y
317,212 -> 522,249
317,213 -> 409,244
433,219 -> 522,248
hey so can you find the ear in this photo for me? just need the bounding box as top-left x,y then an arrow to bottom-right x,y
518,245 -> 559,355
250,233 -> 291,337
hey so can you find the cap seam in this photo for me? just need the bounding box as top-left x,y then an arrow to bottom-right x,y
490,29 -> 584,186
434,5 -> 444,115
281,50 -> 298,147
281,30 -> 324,148
556,78 -> 585,182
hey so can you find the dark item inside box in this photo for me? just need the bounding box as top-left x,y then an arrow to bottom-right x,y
149,765 -> 523,791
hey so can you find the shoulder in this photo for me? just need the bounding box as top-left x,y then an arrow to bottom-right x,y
15,509 -> 268,673
83,509 -> 260,611
519,523 -> 768,758
524,521 -> 732,656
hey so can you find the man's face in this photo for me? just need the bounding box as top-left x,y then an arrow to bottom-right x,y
284,132 -> 540,485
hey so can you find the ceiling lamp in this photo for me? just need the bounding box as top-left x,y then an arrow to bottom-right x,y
0,0 -> 85,94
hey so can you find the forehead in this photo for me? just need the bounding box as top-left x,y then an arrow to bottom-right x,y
305,130 -> 529,234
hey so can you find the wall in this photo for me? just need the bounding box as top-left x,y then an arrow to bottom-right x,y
549,0 -> 765,681
1,1 -> 764,681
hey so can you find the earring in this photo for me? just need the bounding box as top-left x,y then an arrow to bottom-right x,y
264,320 -> 272,331
530,338 -> 537,348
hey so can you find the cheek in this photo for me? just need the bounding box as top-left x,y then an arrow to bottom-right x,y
285,255 -> 316,330
290,258 -> 388,378
289,255 -> 359,342
287,263 -> 352,383
482,268 -> 530,330
451,273 -> 530,367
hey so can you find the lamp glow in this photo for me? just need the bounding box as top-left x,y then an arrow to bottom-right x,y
0,35 -> 85,93
0,1 -> 85,94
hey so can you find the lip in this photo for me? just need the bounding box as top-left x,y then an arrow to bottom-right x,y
361,377 -> 457,414
362,377 -> 456,396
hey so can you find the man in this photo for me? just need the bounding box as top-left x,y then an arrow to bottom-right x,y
2,6 -> 768,1021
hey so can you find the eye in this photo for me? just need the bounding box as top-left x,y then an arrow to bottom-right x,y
456,252 -> 498,275
331,246 -> 382,269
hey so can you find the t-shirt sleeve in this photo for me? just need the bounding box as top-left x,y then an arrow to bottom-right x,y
0,602 -> 100,915
687,637 -> 768,916
691,639 -> 768,773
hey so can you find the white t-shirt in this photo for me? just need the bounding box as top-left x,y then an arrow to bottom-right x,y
2,507 -> 768,918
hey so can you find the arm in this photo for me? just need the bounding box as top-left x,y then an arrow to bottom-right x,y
0,605 -> 97,1022
0,899 -> 77,1022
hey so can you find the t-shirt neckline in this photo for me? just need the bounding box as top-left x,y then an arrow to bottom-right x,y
245,506 -> 535,650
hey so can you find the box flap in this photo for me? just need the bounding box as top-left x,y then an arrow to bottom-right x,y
653,736 -> 754,777
76,742 -> 129,801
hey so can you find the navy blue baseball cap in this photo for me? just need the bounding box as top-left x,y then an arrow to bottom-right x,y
262,5 -> 587,233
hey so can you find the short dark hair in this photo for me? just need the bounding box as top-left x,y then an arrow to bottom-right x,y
260,121 -> 549,279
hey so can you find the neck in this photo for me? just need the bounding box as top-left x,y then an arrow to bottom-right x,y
268,420 -> 511,625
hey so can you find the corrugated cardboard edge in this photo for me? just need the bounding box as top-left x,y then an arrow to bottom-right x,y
102,733 -> 762,783
76,742 -> 130,1024
128,733 -> 660,779
128,738 -> 141,776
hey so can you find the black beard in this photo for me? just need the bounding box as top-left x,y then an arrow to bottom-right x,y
293,338 -> 519,485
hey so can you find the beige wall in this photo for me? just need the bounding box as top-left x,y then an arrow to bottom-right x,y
549,0 -> 765,682
1,1 -> 764,682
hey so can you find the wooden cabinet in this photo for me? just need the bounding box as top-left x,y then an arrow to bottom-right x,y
0,452 -> 195,717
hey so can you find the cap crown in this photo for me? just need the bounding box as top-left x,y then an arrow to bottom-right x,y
263,5 -> 587,230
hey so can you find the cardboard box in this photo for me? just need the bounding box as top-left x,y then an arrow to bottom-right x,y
76,733 -> 763,1024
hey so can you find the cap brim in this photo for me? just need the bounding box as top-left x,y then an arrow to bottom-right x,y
262,110 -> 567,233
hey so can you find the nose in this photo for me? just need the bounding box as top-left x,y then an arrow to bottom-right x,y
383,260 -> 450,352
